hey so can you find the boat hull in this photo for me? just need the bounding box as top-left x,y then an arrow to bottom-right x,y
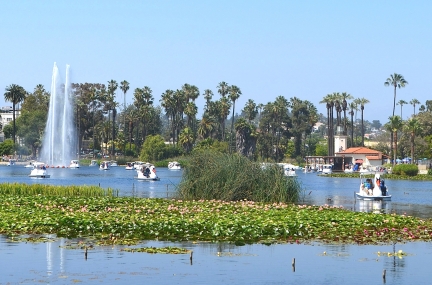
355,193 -> 391,201
135,177 -> 160,181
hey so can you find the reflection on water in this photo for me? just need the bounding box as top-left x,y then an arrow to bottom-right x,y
1,235 -> 431,285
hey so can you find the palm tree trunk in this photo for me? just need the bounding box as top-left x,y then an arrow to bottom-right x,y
361,109 -> 364,147
351,114 -> 354,147
393,132 -> 398,166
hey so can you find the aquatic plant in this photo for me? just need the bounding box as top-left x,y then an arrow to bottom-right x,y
177,151 -> 301,203
0,195 -> 431,245
0,183 -> 118,197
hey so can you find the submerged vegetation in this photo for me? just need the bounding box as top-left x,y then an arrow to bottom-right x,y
177,151 -> 301,203
1,193 -> 432,245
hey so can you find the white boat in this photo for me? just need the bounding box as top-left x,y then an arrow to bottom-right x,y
168,161 -> 181,170
135,163 -> 160,181
133,161 -> 144,170
89,160 -> 98,167
99,161 -> 110,170
125,162 -> 135,170
356,173 -> 391,201
29,162 -> 50,178
110,160 -> 118,167
321,164 -> 333,175
284,166 -> 297,177
7,159 -> 16,166
24,160 -> 36,168
69,159 -> 80,168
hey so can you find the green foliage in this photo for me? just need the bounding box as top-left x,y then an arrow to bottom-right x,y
177,151 -> 301,203
193,138 -> 228,153
285,140 -> 295,158
392,164 -> 419,176
315,142 -> 328,156
0,139 -> 15,156
139,134 -> 169,162
2,124 -> 13,139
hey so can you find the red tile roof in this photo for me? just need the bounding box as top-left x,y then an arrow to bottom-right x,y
337,147 -> 381,155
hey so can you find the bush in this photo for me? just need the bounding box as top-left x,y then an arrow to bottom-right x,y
392,164 -> 419,176
177,151 -> 301,203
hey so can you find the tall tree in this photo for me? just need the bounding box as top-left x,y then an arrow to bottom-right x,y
358,98 -> 370,147
348,102 -> 356,147
410,98 -> 420,116
340,92 -> 353,135
404,118 -> 421,164
384,73 -> 408,117
217,81 -> 230,140
120,80 -> 130,139
397,99 -> 408,119
107,80 -> 118,155
388,115 -> 403,166
384,73 -> 407,161
242,99 -> 258,123
228,85 -> 241,152
4,84 -> 27,146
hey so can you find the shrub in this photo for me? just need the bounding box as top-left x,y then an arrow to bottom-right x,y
392,164 -> 419,176
177,151 -> 301,203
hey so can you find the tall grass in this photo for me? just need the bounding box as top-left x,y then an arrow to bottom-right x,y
177,151 -> 301,203
0,183 -> 118,197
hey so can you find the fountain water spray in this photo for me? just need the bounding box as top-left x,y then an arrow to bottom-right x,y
40,62 -> 76,166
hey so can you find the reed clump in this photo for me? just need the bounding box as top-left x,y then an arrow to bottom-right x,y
0,183 -> 117,197
177,151 -> 301,203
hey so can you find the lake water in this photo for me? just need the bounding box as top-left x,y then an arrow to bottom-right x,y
1,166 -> 431,284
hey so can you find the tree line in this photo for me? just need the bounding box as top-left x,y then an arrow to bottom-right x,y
2,73 -> 432,164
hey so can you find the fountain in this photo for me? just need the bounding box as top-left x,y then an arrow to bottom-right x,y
40,62 -> 76,166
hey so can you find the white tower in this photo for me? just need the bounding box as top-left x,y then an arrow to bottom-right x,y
334,126 -> 347,153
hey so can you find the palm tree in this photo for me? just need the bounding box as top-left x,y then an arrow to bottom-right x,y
228,85 -> 241,152
178,127 -> 195,153
340,92 -> 353,135
358,98 -> 369,147
384,73 -> 408,117
217,81 -> 229,98
348,102 -> 356,147
388,115 -> 403,166
160,89 -> 176,144
320,93 -> 337,156
242,99 -> 258,123
203,89 -> 213,111
107,80 -> 118,155
397,99 -> 408,118
410,98 -> 420,116
120,80 -> 129,137
384,73 -> 407,161
404,118 -> 420,164
4,84 -> 27,145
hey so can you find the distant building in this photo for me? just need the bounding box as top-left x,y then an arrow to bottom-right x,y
336,147 -> 388,167
1,106 -> 13,112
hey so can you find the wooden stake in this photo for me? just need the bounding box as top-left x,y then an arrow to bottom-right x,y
382,269 -> 386,280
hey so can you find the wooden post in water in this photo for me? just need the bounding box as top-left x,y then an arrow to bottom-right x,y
85,247 -> 88,260
382,269 -> 386,281
292,258 -> 295,272
190,251 -> 193,265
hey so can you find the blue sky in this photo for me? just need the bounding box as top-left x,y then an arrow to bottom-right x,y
1,0 -> 430,123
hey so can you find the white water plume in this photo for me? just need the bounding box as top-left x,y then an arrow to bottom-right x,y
40,62 -> 76,166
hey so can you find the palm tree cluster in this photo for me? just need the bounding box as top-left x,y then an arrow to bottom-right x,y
5,72 -> 432,166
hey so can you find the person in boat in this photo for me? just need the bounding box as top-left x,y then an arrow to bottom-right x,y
145,167 -> 151,177
380,179 -> 387,195
42,165 -> 46,170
